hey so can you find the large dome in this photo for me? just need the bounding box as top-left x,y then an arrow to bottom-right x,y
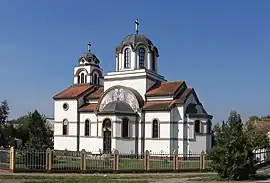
122,34 -> 154,46
116,33 -> 159,56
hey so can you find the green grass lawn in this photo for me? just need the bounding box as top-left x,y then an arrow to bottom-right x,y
0,173 -> 215,183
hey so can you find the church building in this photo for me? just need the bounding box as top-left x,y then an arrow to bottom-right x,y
53,20 -> 213,154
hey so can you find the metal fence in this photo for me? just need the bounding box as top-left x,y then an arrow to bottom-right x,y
5,147 -> 270,173
9,148 -> 210,172
0,147 -> 10,169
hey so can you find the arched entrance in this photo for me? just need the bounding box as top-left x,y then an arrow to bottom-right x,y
103,119 -> 112,154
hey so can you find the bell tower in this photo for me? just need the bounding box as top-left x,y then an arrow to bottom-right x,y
74,42 -> 103,86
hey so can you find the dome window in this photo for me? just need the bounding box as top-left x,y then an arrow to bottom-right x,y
139,48 -> 145,68
124,48 -> 130,68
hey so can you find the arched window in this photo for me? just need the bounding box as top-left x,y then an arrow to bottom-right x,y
152,51 -> 156,71
85,74 -> 87,83
207,120 -> 212,134
124,48 -> 130,68
93,73 -> 98,85
63,119 -> 68,135
152,119 -> 159,138
81,73 -> 85,83
195,120 -> 200,133
85,119 -> 90,136
122,118 -> 129,138
139,48 -> 145,68
77,75 -> 81,84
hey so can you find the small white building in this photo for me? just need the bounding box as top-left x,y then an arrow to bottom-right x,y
53,21 -> 213,154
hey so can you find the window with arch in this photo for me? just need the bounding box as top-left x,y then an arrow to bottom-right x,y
139,48 -> 145,68
81,73 -> 85,83
152,119 -> 159,138
85,119 -> 90,136
63,119 -> 68,135
85,74 -> 87,83
194,120 -> 200,133
77,75 -> 81,84
93,73 -> 98,85
122,118 -> 129,138
207,120 -> 212,134
152,52 -> 156,71
124,48 -> 130,68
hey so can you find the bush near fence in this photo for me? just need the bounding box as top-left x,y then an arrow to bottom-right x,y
1,147 -> 215,173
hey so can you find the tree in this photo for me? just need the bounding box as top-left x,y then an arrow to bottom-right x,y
22,110 -> 53,169
0,100 -> 9,124
23,110 -> 53,150
208,111 -> 269,180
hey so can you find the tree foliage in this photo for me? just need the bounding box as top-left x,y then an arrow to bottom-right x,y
0,108 -> 53,149
208,111 -> 270,180
23,110 -> 53,150
0,100 -> 9,124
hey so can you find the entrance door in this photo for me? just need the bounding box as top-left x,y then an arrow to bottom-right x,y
103,131 -> 111,154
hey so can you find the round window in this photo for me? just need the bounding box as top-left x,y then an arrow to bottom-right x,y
63,103 -> 69,111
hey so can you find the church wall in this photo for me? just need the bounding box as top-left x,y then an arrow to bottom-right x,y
54,136 -> 77,151
188,135 -> 207,153
54,100 -> 78,122
144,140 -> 170,154
104,77 -> 147,100
115,140 -> 136,153
170,106 -> 185,153
79,137 -> 103,152
80,113 -> 97,137
144,111 -> 170,138
187,118 -> 209,154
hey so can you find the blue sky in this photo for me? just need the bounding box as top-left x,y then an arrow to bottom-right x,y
1,0 -> 270,123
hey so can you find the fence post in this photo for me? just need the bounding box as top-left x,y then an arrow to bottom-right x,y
46,148 -> 52,171
113,149 -> 119,171
80,149 -> 86,172
9,146 -> 15,171
200,151 -> 205,170
173,150 -> 178,170
144,150 -> 150,170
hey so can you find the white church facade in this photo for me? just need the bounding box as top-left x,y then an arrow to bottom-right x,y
53,21 -> 213,154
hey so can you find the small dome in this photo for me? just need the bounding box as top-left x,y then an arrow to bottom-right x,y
102,101 -> 135,114
79,52 -> 100,65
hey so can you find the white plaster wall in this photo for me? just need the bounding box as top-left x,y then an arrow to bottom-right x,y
79,137 -> 103,152
145,140 -> 170,154
104,69 -> 165,100
54,100 -> 78,122
80,113 -> 97,136
115,140 -> 135,153
54,136 -> 77,151
104,77 -> 146,99
189,135 -> 207,154
145,111 -> 170,138
146,96 -> 173,101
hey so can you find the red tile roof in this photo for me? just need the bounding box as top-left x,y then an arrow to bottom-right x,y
86,86 -> 104,99
143,101 -> 174,111
53,85 -> 94,100
78,103 -> 97,112
146,81 -> 184,96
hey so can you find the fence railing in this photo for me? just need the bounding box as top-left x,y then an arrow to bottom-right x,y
4,147 -> 270,173
0,147 -> 10,169
6,147 -> 212,173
